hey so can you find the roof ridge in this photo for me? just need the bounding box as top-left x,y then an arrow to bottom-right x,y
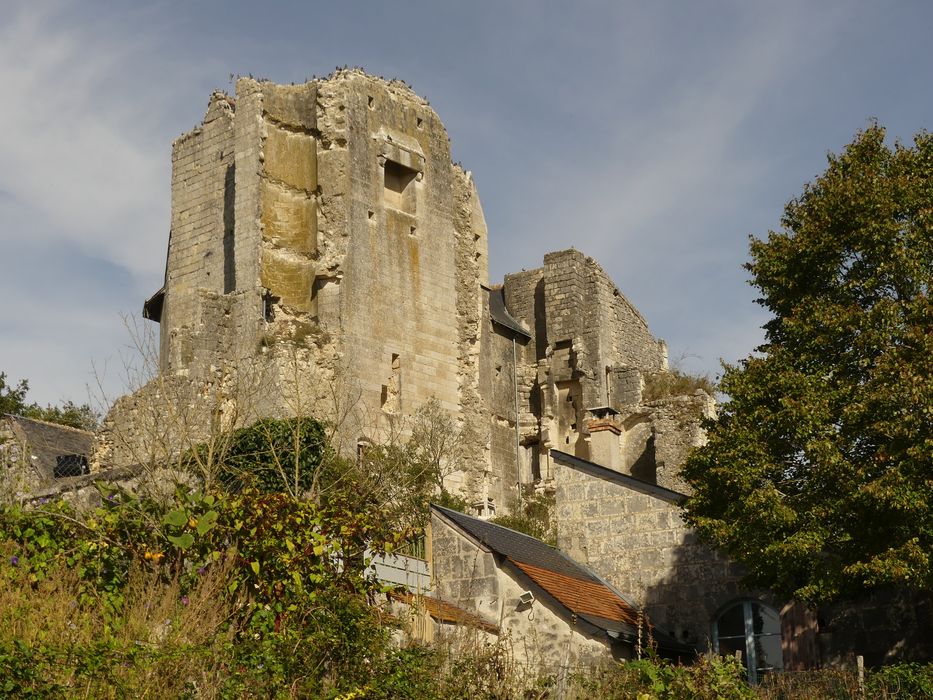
431,503 -> 599,582
550,449 -> 686,503
432,503 -> 562,550
4,413 -> 94,437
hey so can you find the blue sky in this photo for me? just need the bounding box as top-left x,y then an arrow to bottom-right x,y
2,0 -> 933,409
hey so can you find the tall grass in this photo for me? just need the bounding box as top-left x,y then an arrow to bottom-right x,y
0,545 -> 239,698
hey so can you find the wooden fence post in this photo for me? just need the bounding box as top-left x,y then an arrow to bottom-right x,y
857,654 -> 865,698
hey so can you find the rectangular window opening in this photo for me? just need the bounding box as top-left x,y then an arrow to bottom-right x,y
384,159 -> 418,212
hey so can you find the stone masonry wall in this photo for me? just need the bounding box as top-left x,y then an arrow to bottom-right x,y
119,69 -> 702,516
454,173 -> 493,500
431,512 -> 500,623
111,71 -> 494,503
163,93 -> 236,372
555,461 -> 745,650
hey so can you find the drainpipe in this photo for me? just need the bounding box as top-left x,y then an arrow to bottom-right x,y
513,337 -> 522,510
606,365 -> 612,406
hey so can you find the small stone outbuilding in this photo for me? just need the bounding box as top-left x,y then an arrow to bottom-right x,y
429,504 -> 690,675
0,415 -> 93,498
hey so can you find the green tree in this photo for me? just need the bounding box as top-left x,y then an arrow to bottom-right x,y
0,373 -> 30,416
683,124 -> 933,605
211,415 -> 331,496
0,372 -> 99,431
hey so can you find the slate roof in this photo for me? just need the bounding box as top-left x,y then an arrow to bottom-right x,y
435,504 -> 603,582
143,286 -> 165,322
432,504 -> 642,634
3,415 -> 94,482
485,285 -> 531,339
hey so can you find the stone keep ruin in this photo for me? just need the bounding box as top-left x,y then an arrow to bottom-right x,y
101,69 -> 712,514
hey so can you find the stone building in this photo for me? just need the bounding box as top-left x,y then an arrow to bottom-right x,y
92,67 -> 740,665
86,68 -> 931,680
0,415 -> 94,499
429,504 -> 691,669
116,69 -> 710,516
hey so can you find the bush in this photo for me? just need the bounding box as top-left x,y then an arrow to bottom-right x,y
642,368 -> 716,402
869,662 -> 933,699
0,476 -> 418,697
490,490 -> 557,546
572,654 -> 754,699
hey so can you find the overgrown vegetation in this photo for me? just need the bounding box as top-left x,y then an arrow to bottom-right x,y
0,475 -> 416,697
2,465 -> 931,697
575,654 -> 755,699
2,389 -> 930,696
641,367 -> 717,402
490,489 -> 557,546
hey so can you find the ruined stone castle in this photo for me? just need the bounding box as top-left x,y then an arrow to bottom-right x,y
111,69 -> 711,514
17,69 -> 927,675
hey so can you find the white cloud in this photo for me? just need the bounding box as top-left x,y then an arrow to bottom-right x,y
0,2 -> 199,281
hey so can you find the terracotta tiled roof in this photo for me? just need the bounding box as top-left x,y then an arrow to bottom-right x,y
430,506 -> 694,655
432,504 -> 641,638
512,561 -> 640,627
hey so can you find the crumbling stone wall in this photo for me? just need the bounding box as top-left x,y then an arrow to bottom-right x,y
109,71 -> 494,497
106,69 -> 707,515
482,248 -> 689,507
161,93 -> 237,371
0,420 -> 35,500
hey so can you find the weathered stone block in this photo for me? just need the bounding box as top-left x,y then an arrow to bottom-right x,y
263,83 -> 317,130
260,248 -> 313,311
260,181 -> 317,253
264,124 -> 317,193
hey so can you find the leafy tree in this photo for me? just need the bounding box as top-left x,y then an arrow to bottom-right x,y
27,401 -> 99,432
197,399 -> 468,530
0,371 -> 99,431
0,373 -> 30,417
491,489 -> 557,546
683,124 -> 933,605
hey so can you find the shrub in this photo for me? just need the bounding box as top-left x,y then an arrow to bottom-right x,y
572,654 -> 754,700
869,662 -> 933,699
490,490 -> 557,546
642,368 -> 716,402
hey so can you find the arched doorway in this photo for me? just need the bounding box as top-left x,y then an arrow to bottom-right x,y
713,599 -> 783,684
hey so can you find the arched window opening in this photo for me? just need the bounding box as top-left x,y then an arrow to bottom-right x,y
713,600 -> 783,684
